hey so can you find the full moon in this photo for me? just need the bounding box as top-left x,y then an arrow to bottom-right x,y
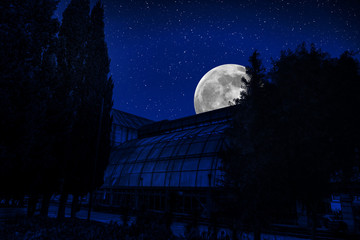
194,64 -> 250,114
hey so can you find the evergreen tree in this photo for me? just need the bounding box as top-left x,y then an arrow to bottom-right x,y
268,45 -> 360,232
222,45 -> 360,238
0,0 -> 59,215
56,0 -> 90,219
56,0 -> 113,218
221,51 -> 286,240
68,1 -> 114,217
86,1 -> 114,194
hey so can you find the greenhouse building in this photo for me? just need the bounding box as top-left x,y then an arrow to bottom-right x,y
95,106 -> 360,234
95,106 -> 237,216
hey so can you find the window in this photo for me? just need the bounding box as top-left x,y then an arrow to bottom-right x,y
187,141 -> 205,155
182,158 -> 199,171
154,161 -> 169,172
152,173 -> 166,186
180,171 -> 196,187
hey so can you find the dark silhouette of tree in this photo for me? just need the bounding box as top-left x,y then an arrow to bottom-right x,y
221,51 -> 288,240
68,1 -> 114,218
56,0 -> 113,218
221,45 -> 360,239
0,0 -> 59,216
268,45 -> 360,237
56,0 -> 91,219
87,0 -> 114,201
0,0 -> 113,219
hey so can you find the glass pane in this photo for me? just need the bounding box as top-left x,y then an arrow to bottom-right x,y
213,158 -> 222,170
180,171 -> 196,187
111,176 -> 118,186
136,146 -> 152,161
206,124 -> 219,133
187,142 -> 205,155
121,164 -> 133,175
143,162 -> 156,172
140,136 -> 158,145
204,140 -> 219,153
196,171 -> 210,187
154,161 -> 169,172
160,145 -> 176,158
168,172 -> 180,187
121,127 -> 127,142
127,147 -> 143,163
175,143 -> 191,156
129,174 -> 140,186
168,159 -> 183,171
140,173 -> 152,186
119,174 -> 129,186
172,131 -> 188,140
147,143 -> 166,159
198,157 -> 213,170
182,158 -> 199,171
112,165 -> 123,177
110,150 -> 126,164
104,165 -> 115,179
152,173 -> 165,186
131,163 -> 143,173
111,165 -> 122,186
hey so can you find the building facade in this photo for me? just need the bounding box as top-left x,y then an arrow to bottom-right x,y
110,109 -> 154,147
96,106 -> 236,216
97,107 -> 360,235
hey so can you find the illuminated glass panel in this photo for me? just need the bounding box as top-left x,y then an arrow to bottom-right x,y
132,163 -> 143,173
154,161 -> 169,172
143,162 -> 156,172
175,142 -> 191,156
103,116 -> 229,188
147,142 -> 166,159
136,146 -> 153,161
196,170 -> 210,187
168,172 -> 180,187
118,174 -> 129,186
140,173 -> 152,186
129,174 -> 140,186
160,143 -> 177,158
203,140 -> 219,153
180,171 -> 197,186
198,157 -> 213,170
182,158 -> 199,171
187,141 -> 206,155
168,160 -> 183,171
152,173 -> 166,186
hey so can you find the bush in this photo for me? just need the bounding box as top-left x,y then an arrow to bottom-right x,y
0,215 -> 179,239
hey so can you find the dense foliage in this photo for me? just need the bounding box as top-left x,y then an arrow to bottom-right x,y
0,0 -> 60,202
221,45 -> 360,239
0,0 -> 113,217
0,215 -> 176,240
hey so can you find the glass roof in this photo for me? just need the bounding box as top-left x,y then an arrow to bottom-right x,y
111,109 -> 154,129
103,121 -> 228,188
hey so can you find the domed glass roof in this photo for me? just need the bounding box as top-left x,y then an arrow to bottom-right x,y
103,116 -> 229,188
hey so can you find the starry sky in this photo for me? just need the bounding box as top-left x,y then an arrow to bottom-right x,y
55,0 -> 360,121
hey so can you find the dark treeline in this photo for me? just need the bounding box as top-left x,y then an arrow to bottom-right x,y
221,45 -> 360,240
0,0 -> 113,218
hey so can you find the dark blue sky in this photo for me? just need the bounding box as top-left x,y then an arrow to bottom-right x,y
56,0 -> 360,121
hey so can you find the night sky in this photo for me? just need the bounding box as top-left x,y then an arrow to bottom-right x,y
56,0 -> 360,121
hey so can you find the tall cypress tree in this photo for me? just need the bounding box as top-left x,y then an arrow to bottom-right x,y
86,1 -> 114,191
0,0 -> 59,215
56,0 -> 113,218
56,0 -> 90,219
